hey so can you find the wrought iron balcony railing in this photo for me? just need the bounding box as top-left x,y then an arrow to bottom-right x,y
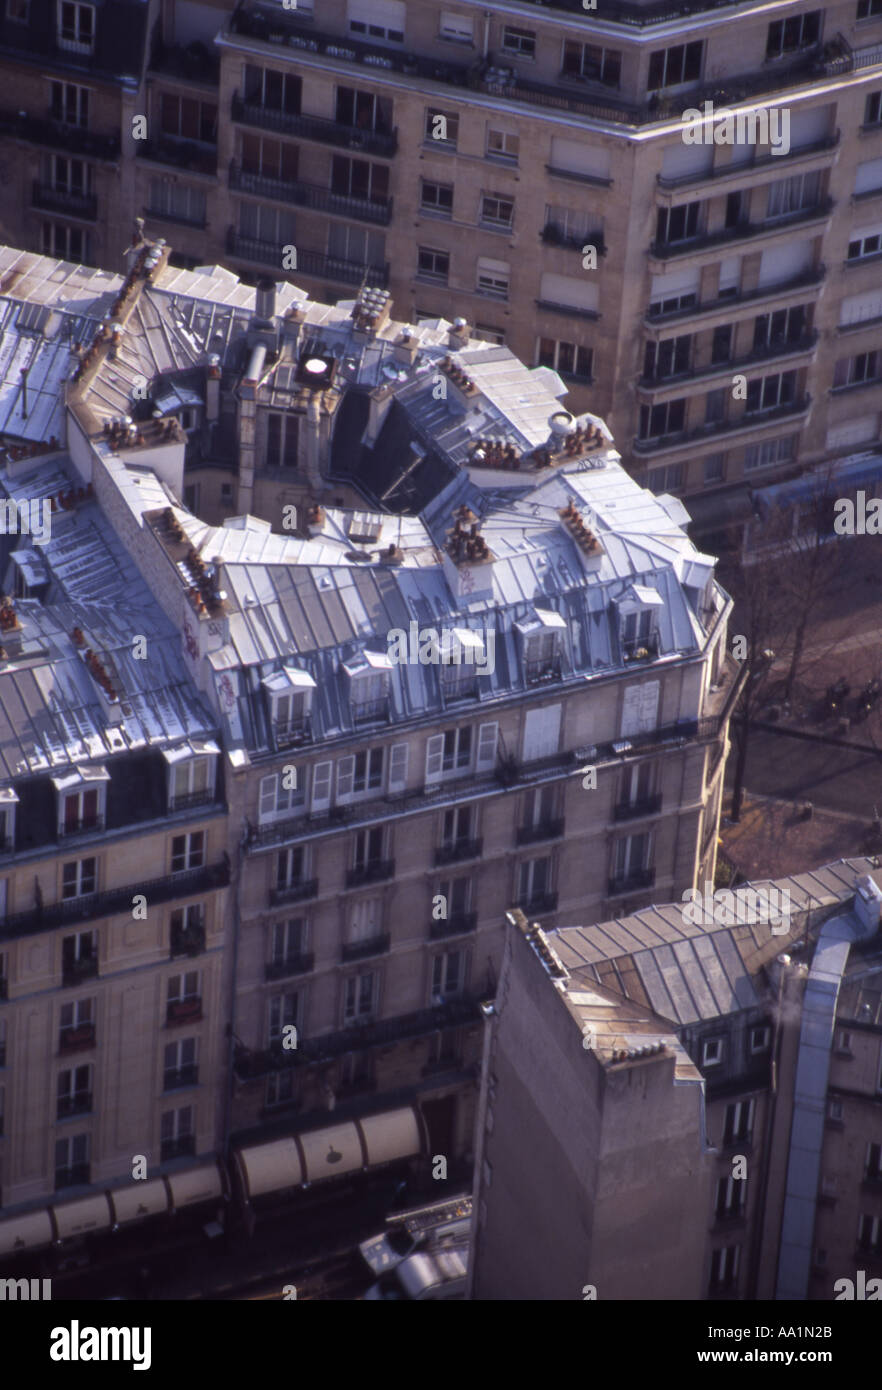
345,859 -> 395,888
269,878 -> 318,907
136,140 -> 217,175
230,161 -> 392,223
613,794 -> 663,822
61,957 -> 99,987
0,108 -> 119,159
429,912 -> 478,940
163,1065 -> 199,1091
434,838 -> 483,866
32,182 -> 97,220
650,200 -> 834,260
170,923 -> 206,959
232,94 -> 397,156
2,862 -> 229,940
516,819 -> 565,846
608,867 -> 655,896
340,933 -> 390,962
166,998 -> 203,1026
225,230 -> 390,287
265,952 -> 315,981
57,1093 -> 92,1119
515,891 -> 558,916
58,1023 -> 96,1054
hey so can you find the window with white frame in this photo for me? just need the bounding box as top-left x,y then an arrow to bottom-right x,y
709,1244 -> 739,1288
480,194 -> 514,230
537,338 -> 593,381
648,41 -> 703,89
45,155 -> 91,195
834,350 -> 880,388
766,171 -> 821,220
161,93 -> 217,143
638,398 -> 686,440
517,855 -> 552,906
702,1037 -> 723,1066
148,179 -> 207,227
501,25 -> 535,57
715,1174 -> 746,1219
57,777 -> 105,836
859,1214 -> 882,1253
336,86 -> 393,134
167,971 -> 200,1007
439,10 -> 473,42
347,0 -> 405,43
723,1098 -> 755,1144
346,661 -> 391,722
244,65 -> 302,115
268,992 -> 300,1045
62,859 -> 96,900
523,783 -> 558,831
486,129 -> 519,163
426,726 -> 472,782
270,917 -> 308,967
441,804 -> 474,850
276,846 -> 306,891
348,895 -> 384,942
58,1 -> 94,53
421,180 -> 453,216
328,224 -> 385,267
745,369 -> 797,413
476,257 -> 510,298
352,826 -> 385,871
744,434 -> 796,471
431,948 -> 465,1003
266,1069 -> 297,1107
847,224 -> 882,260
160,1104 -> 194,1159
42,222 -> 90,263
163,1037 -> 198,1090
259,769 -> 306,823
49,80 -> 89,126
171,831 -> 204,873
55,1132 -> 89,1188
344,969 -> 377,1023
171,757 -> 213,810
57,1063 -> 92,1118
169,904 -> 204,953
417,246 -> 450,283
437,875 -> 472,919
337,747 -> 384,801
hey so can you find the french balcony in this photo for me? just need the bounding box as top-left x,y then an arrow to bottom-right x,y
434,838 -> 483,866
60,815 -> 104,838
163,1065 -> 199,1091
166,998 -> 202,1026
232,93 -> 397,157
516,819 -> 565,846
429,912 -> 477,940
608,867 -> 655,896
274,716 -> 313,748
136,140 -> 217,175
345,859 -> 395,888
265,952 -> 315,981
229,161 -> 392,224
632,395 -> 811,454
515,891 -> 558,916
0,108 -> 120,159
269,878 -> 318,907
650,200 -> 834,260
61,956 -> 98,988
58,1023 -> 96,1055
55,1164 -> 90,1190
225,229 -> 390,287
160,1136 -> 197,1162
614,794 -> 662,822
169,923 -> 206,959
169,789 -> 215,812
340,933 -> 390,962
1,861 -> 229,940
32,182 -> 97,220
57,1093 -> 92,1120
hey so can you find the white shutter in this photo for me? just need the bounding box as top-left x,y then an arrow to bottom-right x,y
660,142 -> 713,178
311,760 -> 332,811
855,157 -> 882,195
621,681 -> 660,737
826,415 -> 879,449
538,273 -> 598,313
757,240 -> 812,287
476,722 -> 498,771
440,9 -> 473,39
388,742 -> 409,792
840,290 -> 882,326
549,138 -> 611,181
347,0 -> 404,28
426,734 -> 445,782
718,257 -> 740,294
790,104 -> 832,149
337,756 -> 355,800
649,265 -> 700,298
258,774 -> 278,821
522,705 -> 562,762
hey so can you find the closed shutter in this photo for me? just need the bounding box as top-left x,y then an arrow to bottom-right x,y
660,142 -> 713,179
549,138 -> 611,181
440,9 -> 473,39
649,266 -> 700,298
790,104 -> 832,148
538,273 -> 598,312
426,734 -> 445,782
621,681 -> 660,737
757,240 -> 812,287
388,742 -> 408,791
718,257 -> 740,294
347,0 -> 405,27
855,157 -> 882,195
840,289 -> 882,326
311,760 -> 332,811
522,705 -> 562,762
259,774 -> 277,820
476,722 -> 499,770
826,415 -> 879,449
337,756 -> 355,800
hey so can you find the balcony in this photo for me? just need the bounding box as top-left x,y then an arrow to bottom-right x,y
32,182 -> 97,220
225,230 -> 390,287
61,956 -> 98,988
638,333 -> 819,390
434,838 -> 483,866
614,794 -> 663,822
163,1065 -> 199,1091
645,267 -> 826,327
229,162 -> 392,224
274,716 -> 313,749
169,922 -> 206,959
656,134 -> 840,190
345,859 -> 395,889
58,1023 -> 96,1055
161,1136 -> 197,1162
516,819 -> 565,846
0,108 -> 120,159
166,998 -> 203,1026
57,1093 -> 92,1120
429,912 -> 477,940
169,789 -> 215,813
269,878 -> 318,907
232,992 -> 483,1079
650,200 -> 834,260
340,933 -> 390,962
608,867 -> 655,896
633,396 -> 811,454
515,891 -> 558,916
1,861 -> 230,940
55,1164 -> 90,1190
232,94 -> 397,157
136,140 -> 217,176
265,952 -> 315,981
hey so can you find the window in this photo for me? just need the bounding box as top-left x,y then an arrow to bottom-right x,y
344,970 -> 377,1023
480,195 -> 514,229
0,1085 -> 3,1136
705,388 -> 727,425
725,190 -> 746,229
826,1097 -> 843,1122
648,463 -> 684,493
421,181 -> 453,215
859,0 -> 882,15
0,950 -> 6,998
702,1037 -> 723,1066
167,971 -> 200,1006
348,896 -> 384,946
656,202 -> 701,245
752,305 -> 808,350
710,325 -> 733,365
259,770 -> 305,823
171,832 -> 204,873
715,1174 -> 746,1219
745,370 -> 797,413
438,875 -> 472,919
486,129 -> 519,164
439,10 -> 473,42
340,1050 -> 374,1089
417,247 -> 450,283
328,224 -> 385,268
164,1038 -> 198,1090
866,1141 -> 882,1180
45,155 -> 90,196
638,399 -> 686,439
242,133 -> 298,181
766,11 -> 820,59
473,324 -> 505,345
55,1133 -> 89,1189
517,855 -> 552,906
523,784 -> 558,832
50,81 -> 89,127
58,1 -> 94,52
62,858 -> 96,900
648,41 -> 703,89
476,257 -> 510,298
160,1104 -> 195,1160
265,411 -> 299,469
338,748 -> 384,800
766,171 -> 820,219
750,1025 -> 771,1054
160,94 -> 217,144
543,204 -> 600,247
432,949 -> 465,1002
171,758 -> 213,809
42,223 -> 90,263
649,289 -> 697,316
502,25 -> 535,57
848,226 -> 882,260
148,179 -> 207,227
237,202 -> 297,248
348,0 -> 405,43
336,86 -> 393,135
169,904 -> 205,959
744,434 -> 796,471
723,1098 -> 755,1144
266,1070 -> 297,1107
268,992 -> 300,1045
271,918 -> 307,967
353,826 -> 385,870
62,786 -> 100,835
834,351 -> 880,388
865,91 -> 882,125
562,41 -> 622,88
858,1214 -> 882,1254
330,155 -> 389,204
537,338 -> 593,381
425,108 -> 458,147
57,1063 -> 92,1118
442,805 -> 474,850
276,847 -> 306,891
7,0 -> 29,20
426,726 -> 472,782
244,65 -> 302,115
643,335 -> 691,379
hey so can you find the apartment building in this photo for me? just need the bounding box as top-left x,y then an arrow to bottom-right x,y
0,231 -> 740,1214
469,859 -> 882,1300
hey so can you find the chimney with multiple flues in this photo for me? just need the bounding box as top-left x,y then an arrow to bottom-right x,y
439,355 -> 479,397
446,504 -> 492,564
469,438 -> 521,469
560,499 -> 602,554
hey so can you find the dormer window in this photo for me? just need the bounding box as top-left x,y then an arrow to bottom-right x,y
343,651 -> 392,723
58,1 -> 94,53
51,766 -> 108,837
439,629 -> 488,700
616,585 -> 663,661
262,668 -> 316,747
0,787 -> 18,852
516,608 -> 566,683
163,740 -> 219,812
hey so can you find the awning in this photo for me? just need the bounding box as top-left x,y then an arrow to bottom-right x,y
0,1209 -> 54,1256
357,1106 -> 422,1167
684,484 -> 754,531
299,1121 -> 364,1182
756,453 -> 882,511
109,1179 -> 170,1227
236,1137 -> 303,1200
166,1161 -> 223,1211
52,1193 -> 112,1241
